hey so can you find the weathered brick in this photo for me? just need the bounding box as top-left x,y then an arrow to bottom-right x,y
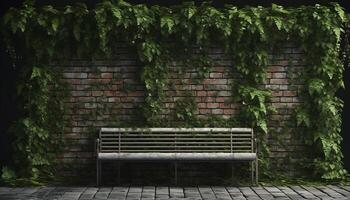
212,109 -> 223,114
272,73 -> 286,79
209,73 -> 222,78
199,109 -> 211,114
203,79 -> 227,84
224,109 -> 235,115
191,85 -> 204,90
63,73 -> 88,79
202,97 -> 215,102
216,91 -> 231,97
270,79 -> 289,85
215,97 -> 226,103
219,103 -> 231,109
197,91 -> 207,96
71,91 -> 91,97
267,66 -> 285,72
78,97 -> 95,102
207,103 -> 219,108
272,91 -> 283,96
92,91 -> 103,97
283,91 -> 297,97
101,73 -> 113,79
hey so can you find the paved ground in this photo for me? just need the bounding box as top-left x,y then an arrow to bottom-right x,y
0,185 -> 350,200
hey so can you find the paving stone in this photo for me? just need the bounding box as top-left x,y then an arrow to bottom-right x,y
326,185 -> 350,197
94,192 -> 109,199
290,186 -> 318,199
340,185 -> 350,192
156,187 -> 169,195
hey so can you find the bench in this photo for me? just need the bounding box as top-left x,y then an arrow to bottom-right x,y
96,128 -> 258,185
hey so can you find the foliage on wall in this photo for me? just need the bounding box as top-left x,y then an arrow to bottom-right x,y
1,0 -> 348,183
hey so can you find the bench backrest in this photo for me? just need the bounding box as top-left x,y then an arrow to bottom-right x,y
98,128 -> 254,153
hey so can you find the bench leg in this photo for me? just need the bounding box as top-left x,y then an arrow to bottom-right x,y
255,159 -> 259,185
117,162 -> 121,185
97,160 -> 101,186
251,161 -> 254,186
231,162 -> 234,185
174,162 -> 178,185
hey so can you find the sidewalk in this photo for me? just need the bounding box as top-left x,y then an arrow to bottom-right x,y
0,185 -> 349,200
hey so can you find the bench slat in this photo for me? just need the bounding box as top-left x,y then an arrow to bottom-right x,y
100,134 -> 252,137
100,137 -> 251,141
99,149 -> 251,152
101,145 -> 251,149
101,141 -> 251,146
100,127 -> 252,133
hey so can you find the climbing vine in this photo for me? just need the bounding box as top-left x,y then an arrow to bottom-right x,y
1,0 -> 348,183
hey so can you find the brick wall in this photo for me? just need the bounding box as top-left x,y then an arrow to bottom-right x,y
56,43 -> 305,184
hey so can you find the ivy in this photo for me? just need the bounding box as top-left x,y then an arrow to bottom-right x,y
1,0 -> 348,183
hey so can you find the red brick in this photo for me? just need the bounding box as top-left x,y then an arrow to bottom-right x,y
191,85 -> 204,90
272,91 -> 283,96
202,97 -> 215,102
215,97 -> 226,102
212,109 -> 223,114
104,91 -> 115,96
197,91 -> 207,96
207,91 -> 218,96
219,103 -> 231,109
283,91 -> 297,97
101,73 -> 113,79
207,103 -> 219,108
199,109 -> 211,114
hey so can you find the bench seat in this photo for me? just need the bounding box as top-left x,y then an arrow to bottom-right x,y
98,152 -> 257,161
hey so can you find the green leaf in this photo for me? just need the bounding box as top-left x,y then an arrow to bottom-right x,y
257,120 -> 268,134
1,167 -> 16,181
111,7 -> 122,19
307,79 -> 325,96
51,18 -> 59,32
30,67 -> 42,79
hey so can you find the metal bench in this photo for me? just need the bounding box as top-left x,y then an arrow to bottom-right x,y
96,128 -> 258,185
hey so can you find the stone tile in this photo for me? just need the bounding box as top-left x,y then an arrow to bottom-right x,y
326,185 -> 350,197
290,186 -> 318,199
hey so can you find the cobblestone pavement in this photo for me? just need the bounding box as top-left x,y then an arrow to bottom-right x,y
0,185 -> 350,200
